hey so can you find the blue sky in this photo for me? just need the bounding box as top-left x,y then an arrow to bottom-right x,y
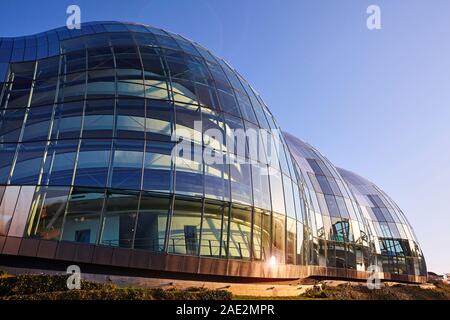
1,0 -> 449,274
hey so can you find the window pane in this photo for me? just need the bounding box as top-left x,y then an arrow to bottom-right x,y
253,209 -> 271,260
116,99 -> 145,139
110,139 -> 144,190
202,108 -> 225,152
145,100 -> 173,141
296,222 -> 306,265
51,101 -> 83,139
41,139 -> 77,186
175,103 -> 202,144
0,143 -> 17,184
204,151 -> 229,201
316,174 -> 333,195
10,141 -> 46,185
22,105 -> 52,141
0,108 -> 26,142
272,212 -> 286,263
229,155 -> 252,205
200,201 -> 226,257
134,194 -> 169,252
228,205 -> 251,259
282,174 -> 296,219
251,163 -> 271,210
25,186 -> 70,240
224,113 -> 247,157
168,198 -> 202,255
61,188 -> 104,244
174,142 -> 203,196
99,191 -> 139,248
143,141 -> 174,192
87,69 -> 115,99
83,99 -> 114,138
74,139 -> 112,188
286,218 -> 296,264
269,167 -> 285,214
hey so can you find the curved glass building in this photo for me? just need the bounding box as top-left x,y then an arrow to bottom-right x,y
0,21 -> 426,283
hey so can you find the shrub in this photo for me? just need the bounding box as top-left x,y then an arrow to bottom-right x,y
0,273 -> 232,300
0,274 -> 114,297
301,282 -> 450,300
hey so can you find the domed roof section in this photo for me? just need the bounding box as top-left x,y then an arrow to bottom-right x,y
337,167 -> 419,244
0,21 -> 280,129
283,131 -> 361,214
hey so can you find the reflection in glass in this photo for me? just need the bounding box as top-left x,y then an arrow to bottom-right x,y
168,197 -> 202,255
134,194 -> 169,252
61,188 -> 104,244
99,191 -> 139,248
25,186 -> 70,240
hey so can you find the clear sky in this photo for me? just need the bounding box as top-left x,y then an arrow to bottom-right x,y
0,0 -> 448,274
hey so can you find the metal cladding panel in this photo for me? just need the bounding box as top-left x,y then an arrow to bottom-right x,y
0,186 -> 21,236
8,186 -> 35,237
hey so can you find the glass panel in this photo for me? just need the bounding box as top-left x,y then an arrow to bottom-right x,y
59,71 -> 86,102
325,194 -> 340,217
145,100 -> 173,141
174,142 -> 203,196
83,99 -> 114,138
286,218 -> 296,264
22,105 -> 52,141
10,141 -> 46,185
200,201 -> 226,257
204,151 -> 229,201
31,78 -> 57,106
87,69 -> 115,99
88,46 -> 114,70
144,79 -> 169,100
228,205 -> 251,259
272,212 -> 285,263
202,108 -> 225,151
51,101 -> 83,139
168,197 -> 202,255
316,174 -> 333,195
0,108 -> 26,142
0,143 -> 17,184
140,51 -> 167,79
282,174 -> 296,219
143,141 -> 174,192
224,113 -> 247,157
251,163 -> 271,210
174,103 -> 202,145
253,208 -> 271,260
61,188 -> 104,244
296,222 -> 305,265
134,194 -> 169,252
25,186 -> 70,240
41,139 -> 77,186
74,139 -> 112,188
110,139 -> 144,190
116,99 -> 145,139
99,191 -> 139,248
269,167 -> 286,214
229,155 -> 252,205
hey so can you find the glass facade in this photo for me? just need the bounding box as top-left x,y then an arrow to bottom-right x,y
0,21 -> 426,279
